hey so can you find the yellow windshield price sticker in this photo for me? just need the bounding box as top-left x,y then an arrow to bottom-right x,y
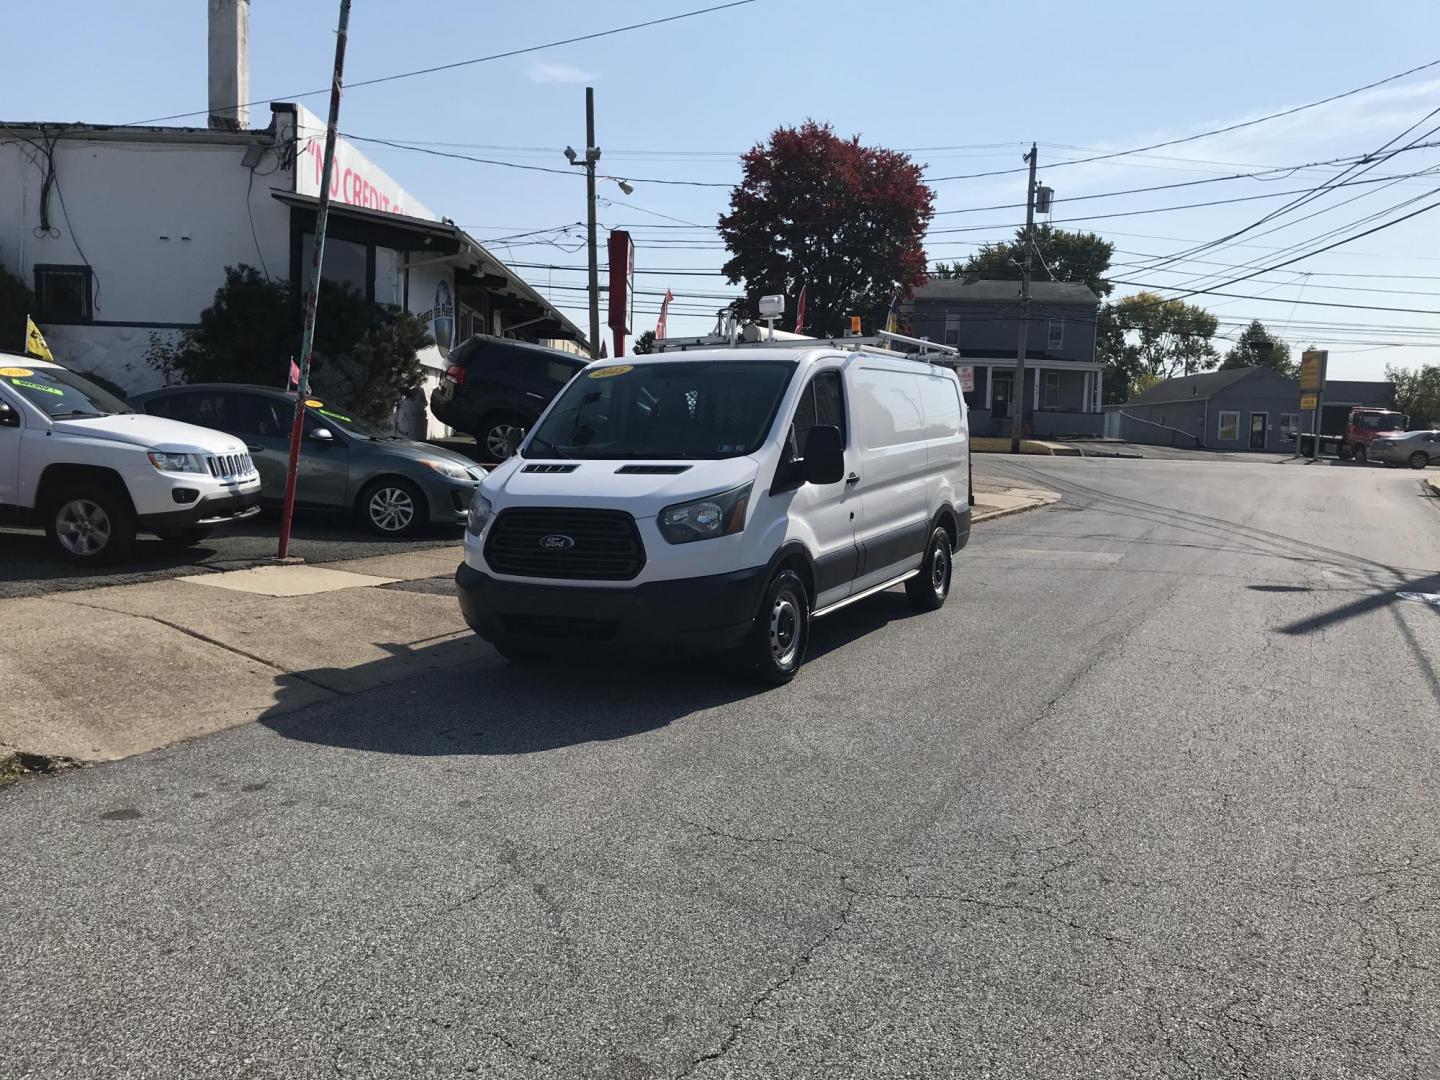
0,367 -> 34,378
304,398 -> 325,408
588,364 -> 633,380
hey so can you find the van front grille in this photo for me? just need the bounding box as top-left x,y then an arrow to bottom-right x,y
484,508 -> 645,581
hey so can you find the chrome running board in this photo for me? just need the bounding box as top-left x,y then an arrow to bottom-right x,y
812,570 -> 919,619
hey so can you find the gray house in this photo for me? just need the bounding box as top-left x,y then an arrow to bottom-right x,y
1115,369 -> 1398,451
904,279 -> 1104,437
1116,368 -> 1304,451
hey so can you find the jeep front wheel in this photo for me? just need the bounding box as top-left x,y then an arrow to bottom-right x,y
45,485 -> 137,565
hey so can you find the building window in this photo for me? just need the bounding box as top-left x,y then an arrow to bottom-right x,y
1279,413 -> 1298,437
34,264 -> 93,323
944,315 -> 960,347
1217,411 -> 1240,441
1047,319 -> 1063,349
1042,371 -> 1061,410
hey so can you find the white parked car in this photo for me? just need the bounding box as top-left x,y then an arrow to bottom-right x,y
0,355 -> 262,564
457,344 -> 970,683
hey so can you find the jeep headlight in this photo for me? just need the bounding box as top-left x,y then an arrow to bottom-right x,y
467,489 -> 494,535
147,451 -> 207,474
658,484 -> 751,544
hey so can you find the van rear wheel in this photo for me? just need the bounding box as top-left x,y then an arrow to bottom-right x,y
906,527 -> 953,612
743,568 -> 809,686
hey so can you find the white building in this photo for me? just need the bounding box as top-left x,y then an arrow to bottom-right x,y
0,2 -> 585,433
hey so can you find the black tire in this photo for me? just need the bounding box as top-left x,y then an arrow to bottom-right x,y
44,483 -> 137,566
1409,451 -> 1430,470
157,526 -> 214,546
493,637 -> 544,663
1337,443 -> 1354,461
906,527 -> 953,612
358,477 -> 427,537
477,412 -> 526,464
743,567 -> 809,686
1353,443 -> 1368,464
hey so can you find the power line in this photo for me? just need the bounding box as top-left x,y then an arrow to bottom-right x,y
924,56 -> 1440,182
121,0 -> 760,127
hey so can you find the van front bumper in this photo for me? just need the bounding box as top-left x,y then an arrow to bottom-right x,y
456,561 -> 768,653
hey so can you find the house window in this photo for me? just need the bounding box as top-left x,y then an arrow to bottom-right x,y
944,315 -> 960,347
1217,411 -> 1240,441
34,264 -> 93,323
1047,319 -> 1063,349
1042,371 -> 1061,410
1279,413 -> 1298,437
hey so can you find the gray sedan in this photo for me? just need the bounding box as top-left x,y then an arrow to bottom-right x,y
133,384 -> 484,535
1367,429 -> 1440,469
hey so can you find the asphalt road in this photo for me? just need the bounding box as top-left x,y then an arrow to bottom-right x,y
3,457 -> 1439,1078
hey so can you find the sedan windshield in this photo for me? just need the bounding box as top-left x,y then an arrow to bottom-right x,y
304,399 -> 390,440
2,364 -> 130,419
524,360 -> 795,460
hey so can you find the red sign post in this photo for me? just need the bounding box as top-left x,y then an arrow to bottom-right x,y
607,230 -> 634,357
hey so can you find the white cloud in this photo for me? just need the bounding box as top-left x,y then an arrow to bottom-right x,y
527,61 -> 596,85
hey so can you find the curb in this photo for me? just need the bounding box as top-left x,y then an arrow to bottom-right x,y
1426,477 -> 1440,498
972,496 -> 1061,525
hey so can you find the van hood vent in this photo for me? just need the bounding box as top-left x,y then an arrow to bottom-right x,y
615,464 -> 691,474
522,463 -> 580,474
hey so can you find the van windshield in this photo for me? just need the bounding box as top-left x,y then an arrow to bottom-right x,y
524,360 -> 795,460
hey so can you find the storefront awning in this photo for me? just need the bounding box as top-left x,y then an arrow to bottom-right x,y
272,191 -> 587,347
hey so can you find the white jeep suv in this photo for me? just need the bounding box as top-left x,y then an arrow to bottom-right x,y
0,355 -> 262,564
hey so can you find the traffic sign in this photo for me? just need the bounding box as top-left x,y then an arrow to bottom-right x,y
1300,392 -> 1318,411
956,365 -> 975,392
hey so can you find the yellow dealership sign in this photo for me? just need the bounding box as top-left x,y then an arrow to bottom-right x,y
1299,350 -> 1324,392
1300,393 -> 1318,411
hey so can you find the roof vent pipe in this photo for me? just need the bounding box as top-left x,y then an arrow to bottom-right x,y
208,0 -> 251,130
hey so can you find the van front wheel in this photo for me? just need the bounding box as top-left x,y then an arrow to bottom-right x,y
906,527 -> 952,612
744,568 -> 809,685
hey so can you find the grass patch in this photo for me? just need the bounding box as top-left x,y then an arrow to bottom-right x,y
971,437 -> 1055,455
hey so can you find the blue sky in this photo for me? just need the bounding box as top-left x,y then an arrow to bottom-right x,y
7,0 -> 1440,379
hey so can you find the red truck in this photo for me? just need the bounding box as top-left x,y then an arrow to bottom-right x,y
1297,406 -> 1408,461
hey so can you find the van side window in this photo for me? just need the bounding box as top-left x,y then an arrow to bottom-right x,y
790,369 -> 846,457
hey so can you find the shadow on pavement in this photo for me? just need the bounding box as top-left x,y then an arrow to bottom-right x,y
1277,571 -> 1440,636
260,588 -> 926,756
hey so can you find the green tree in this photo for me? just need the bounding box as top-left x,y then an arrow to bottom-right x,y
152,265 -> 430,426
1220,319 -> 1294,376
0,262 -> 37,354
1387,362 -> 1440,427
933,225 -> 1116,298
718,121 -> 934,335
632,330 -> 657,355
1105,291 -> 1220,388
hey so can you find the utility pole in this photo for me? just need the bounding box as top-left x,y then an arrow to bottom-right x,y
585,87 -> 601,359
1010,144 -> 1038,454
277,0 -> 349,559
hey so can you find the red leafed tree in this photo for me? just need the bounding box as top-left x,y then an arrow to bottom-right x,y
718,121 -> 934,337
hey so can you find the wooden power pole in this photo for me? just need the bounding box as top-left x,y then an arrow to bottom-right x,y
1010,144 -> 1038,454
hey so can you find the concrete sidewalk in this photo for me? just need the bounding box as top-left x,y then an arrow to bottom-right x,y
1,481 -> 1060,771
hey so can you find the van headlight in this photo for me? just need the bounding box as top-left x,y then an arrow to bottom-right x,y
467,490 -> 494,535
658,484 -> 751,544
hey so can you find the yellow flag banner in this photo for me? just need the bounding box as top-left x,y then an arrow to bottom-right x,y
24,317 -> 53,362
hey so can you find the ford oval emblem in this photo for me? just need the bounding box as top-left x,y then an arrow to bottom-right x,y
539,534 -> 575,550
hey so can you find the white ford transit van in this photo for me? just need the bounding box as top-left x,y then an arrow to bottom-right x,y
456,344 -> 969,683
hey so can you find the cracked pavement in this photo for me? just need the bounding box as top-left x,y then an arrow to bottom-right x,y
3,457 -> 1439,1078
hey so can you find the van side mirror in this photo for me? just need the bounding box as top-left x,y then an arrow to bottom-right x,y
0,402 -> 17,428
801,425 -> 845,485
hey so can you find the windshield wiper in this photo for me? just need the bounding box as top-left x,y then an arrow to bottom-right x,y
526,436 -> 571,459
52,410 -> 105,419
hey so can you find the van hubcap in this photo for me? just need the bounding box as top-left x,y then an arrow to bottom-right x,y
931,541 -> 950,595
769,590 -> 801,668
56,499 -> 111,556
370,487 -> 415,532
